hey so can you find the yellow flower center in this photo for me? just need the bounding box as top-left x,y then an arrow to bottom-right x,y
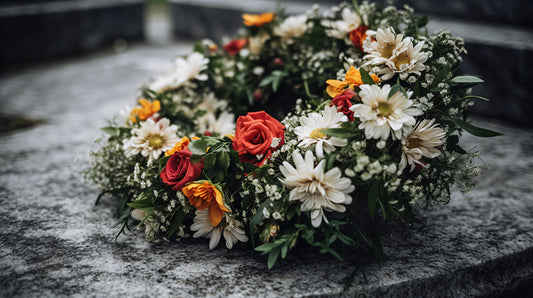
148,135 -> 163,148
310,128 -> 327,139
376,102 -> 394,117
406,137 -> 420,149
392,51 -> 411,68
382,42 -> 395,59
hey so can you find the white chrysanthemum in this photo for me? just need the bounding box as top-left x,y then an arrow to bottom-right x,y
294,105 -> 348,159
399,119 -> 446,172
123,118 -> 179,161
195,92 -> 228,114
196,111 -> 236,136
190,210 -> 248,250
350,84 -> 422,140
149,52 -> 209,93
363,28 -> 428,80
274,15 -> 308,39
279,150 -> 355,228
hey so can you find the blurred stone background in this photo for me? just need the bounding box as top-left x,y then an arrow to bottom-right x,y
1,0 -> 532,296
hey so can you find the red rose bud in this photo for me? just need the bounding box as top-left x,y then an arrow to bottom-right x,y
232,111 -> 285,166
253,89 -> 263,102
273,57 -> 284,66
203,131 -> 213,136
330,88 -> 356,121
223,39 -> 248,55
160,148 -> 203,191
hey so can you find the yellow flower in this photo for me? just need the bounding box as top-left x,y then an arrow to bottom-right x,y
165,136 -> 199,156
182,181 -> 229,226
325,66 -> 380,98
129,99 -> 160,123
242,12 -> 274,27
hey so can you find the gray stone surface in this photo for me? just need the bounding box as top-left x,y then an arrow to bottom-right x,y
1,43 -> 533,297
0,0 -> 145,68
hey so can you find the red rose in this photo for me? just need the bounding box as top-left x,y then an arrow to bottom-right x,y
349,25 -> 370,52
232,111 -> 285,166
160,148 -> 203,191
223,39 -> 248,55
330,88 -> 356,121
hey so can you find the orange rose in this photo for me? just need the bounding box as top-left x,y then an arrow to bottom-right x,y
242,12 -> 274,27
129,99 -> 160,123
182,181 -> 229,226
232,111 -> 285,166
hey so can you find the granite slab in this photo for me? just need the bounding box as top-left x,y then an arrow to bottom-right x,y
0,43 -> 532,297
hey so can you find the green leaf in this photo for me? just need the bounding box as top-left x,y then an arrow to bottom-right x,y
326,248 -> 344,260
320,128 -> 356,138
101,126 -> 118,135
359,68 -> 376,85
367,181 -> 380,217
189,139 -> 208,155
218,152 -> 230,172
388,82 -> 408,99
371,232 -> 383,263
204,153 -> 216,169
460,95 -> 490,101
450,75 -> 484,86
267,246 -> 281,269
255,243 -> 278,252
451,119 -> 503,137
166,209 -> 186,238
281,243 -> 288,259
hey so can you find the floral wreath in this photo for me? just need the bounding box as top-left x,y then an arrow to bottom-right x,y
87,1 -> 500,268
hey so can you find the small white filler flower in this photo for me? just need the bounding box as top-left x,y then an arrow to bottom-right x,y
279,150 -> 355,228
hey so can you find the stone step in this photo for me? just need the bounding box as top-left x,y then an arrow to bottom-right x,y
0,0 -> 145,69
169,0 -> 533,126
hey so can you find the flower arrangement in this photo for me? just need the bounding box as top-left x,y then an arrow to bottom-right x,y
86,1 -> 501,268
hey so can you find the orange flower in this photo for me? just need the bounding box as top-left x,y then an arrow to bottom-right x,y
165,136 -> 199,156
349,25 -> 370,52
223,39 -> 248,55
242,12 -> 274,27
129,99 -> 160,123
182,181 -> 229,226
326,66 -> 380,97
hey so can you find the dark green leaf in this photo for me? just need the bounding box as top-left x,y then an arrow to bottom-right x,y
371,232 -> 383,263
359,68 -> 376,85
218,152 -> 230,172
388,83 -> 408,99
189,139 -> 208,155
267,246 -> 281,269
281,243 -> 288,259
166,209 -> 186,238
367,181 -> 380,217
460,95 -> 490,102
101,126 -> 118,135
204,153 -> 216,169
452,119 -> 503,137
327,248 -> 344,260
255,243 -> 278,252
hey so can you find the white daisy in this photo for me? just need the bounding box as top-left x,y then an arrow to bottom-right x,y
274,15 -> 309,39
279,150 -> 354,228
190,210 -> 248,250
350,84 -> 422,140
363,27 -> 428,80
293,105 -> 348,159
123,118 -> 179,161
196,111 -> 236,136
399,119 -> 446,172
323,8 -> 361,39
149,52 -> 209,93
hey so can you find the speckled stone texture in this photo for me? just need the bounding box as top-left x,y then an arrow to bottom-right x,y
1,44 -> 532,297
